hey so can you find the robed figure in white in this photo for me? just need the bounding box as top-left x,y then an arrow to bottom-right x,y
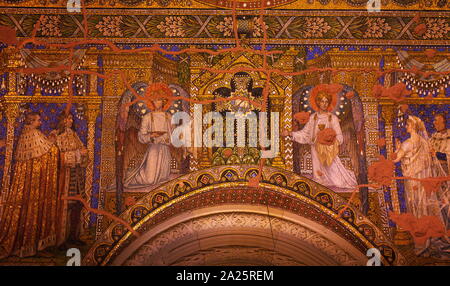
124,98 -> 173,188
393,116 -> 447,219
393,115 -> 449,258
285,92 -> 357,189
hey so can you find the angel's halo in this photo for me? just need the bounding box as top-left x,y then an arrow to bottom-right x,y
143,82 -> 174,112
308,83 -> 342,112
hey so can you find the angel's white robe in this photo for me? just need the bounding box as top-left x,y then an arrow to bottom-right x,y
124,112 -> 172,188
292,112 -> 357,189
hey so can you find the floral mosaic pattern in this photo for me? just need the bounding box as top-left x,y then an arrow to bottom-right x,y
0,13 -> 448,42
96,16 -> 123,37
157,16 -> 186,37
363,18 -> 392,39
38,15 -> 62,37
216,17 -> 233,37
423,18 -> 450,39
303,17 -> 331,38
252,17 -> 268,38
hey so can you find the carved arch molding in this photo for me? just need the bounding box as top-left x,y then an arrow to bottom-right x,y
116,208 -> 371,266
83,165 -> 406,266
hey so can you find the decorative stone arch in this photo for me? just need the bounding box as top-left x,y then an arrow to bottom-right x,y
113,206 -> 370,266
84,165 -> 406,266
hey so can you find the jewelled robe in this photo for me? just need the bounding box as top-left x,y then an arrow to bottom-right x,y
430,129 -> 450,173
0,126 -> 59,259
56,128 -> 86,245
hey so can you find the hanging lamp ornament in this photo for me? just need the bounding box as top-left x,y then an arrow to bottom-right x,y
19,48 -> 87,94
397,50 -> 450,96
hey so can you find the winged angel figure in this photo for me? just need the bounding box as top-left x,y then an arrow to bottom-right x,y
290,84 -> 370,213
114,82 -> 189,212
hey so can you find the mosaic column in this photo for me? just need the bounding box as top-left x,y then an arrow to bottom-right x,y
282,79 -> 293,171
95,52 -> 125,236
0,102 -> 19,209
270,96 -> 285,169
198,94 -> 213,169
96,95 -> 119,238
277,48 -> 296,171
4,46 -> 21,94
95,60 -> 122,236
188,100 -> 199,172
380,103 -> 400,214
82,103 -> 100,232
188,51 -> 205,172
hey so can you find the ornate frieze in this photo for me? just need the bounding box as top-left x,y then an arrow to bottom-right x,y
0,10 -> 449,45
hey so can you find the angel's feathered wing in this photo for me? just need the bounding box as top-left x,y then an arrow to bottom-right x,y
340,110 -> 361,179
341,95 -> 369,179
121,112 -> 148,177
340,95 -> 369,214
115,82 -> 148,213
